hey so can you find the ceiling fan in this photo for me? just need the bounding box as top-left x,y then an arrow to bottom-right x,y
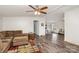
26,5 -> 48,15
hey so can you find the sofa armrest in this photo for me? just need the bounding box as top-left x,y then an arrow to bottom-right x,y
0,38 -> 13,52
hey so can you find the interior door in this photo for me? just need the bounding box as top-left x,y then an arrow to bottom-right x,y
34,20 -> 39,35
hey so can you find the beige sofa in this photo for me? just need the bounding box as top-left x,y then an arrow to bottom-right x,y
0,30 -> 28,46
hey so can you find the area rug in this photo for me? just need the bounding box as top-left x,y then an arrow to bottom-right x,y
8,43 -> 40,53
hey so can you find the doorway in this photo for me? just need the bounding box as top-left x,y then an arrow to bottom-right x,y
34,20 -> 39,35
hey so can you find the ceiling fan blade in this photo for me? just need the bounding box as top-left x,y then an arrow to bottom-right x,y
40,6 -> 48,10
28,5 -> 36,10
40,11 -> 47,14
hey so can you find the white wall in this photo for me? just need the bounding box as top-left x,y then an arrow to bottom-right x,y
39,20 -> 45,36
65,7 -> 79,45
2,17 -> 34,33
1,16 -> 45,36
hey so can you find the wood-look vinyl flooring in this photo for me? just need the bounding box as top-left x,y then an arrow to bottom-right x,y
35,33 -> 79,53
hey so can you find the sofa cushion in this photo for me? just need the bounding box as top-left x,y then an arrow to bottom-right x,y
13,36 -> 28,42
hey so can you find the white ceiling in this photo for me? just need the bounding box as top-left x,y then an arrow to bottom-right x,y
0,5 -> 78,17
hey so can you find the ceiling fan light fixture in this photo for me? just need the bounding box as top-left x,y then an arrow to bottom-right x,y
34,11 -> 38,15
34,11 -> 41,15
37,12 -> 41,15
